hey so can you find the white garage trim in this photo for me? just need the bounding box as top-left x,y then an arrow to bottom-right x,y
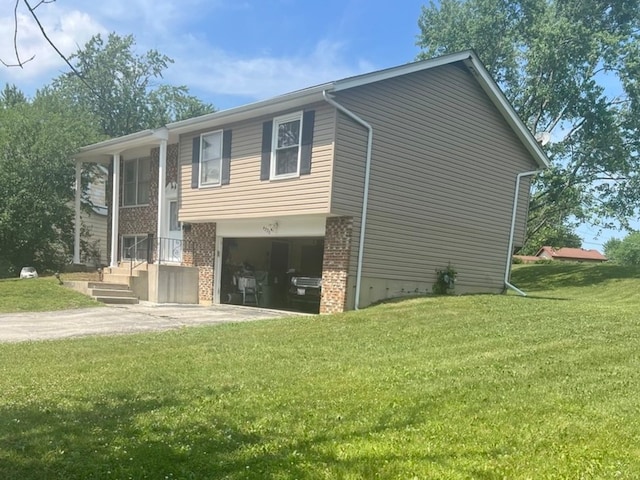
213,215 -> 328,304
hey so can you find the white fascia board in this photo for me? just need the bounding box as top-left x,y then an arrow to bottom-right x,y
166,85 -> 332,137
75,128 -> 169,162
332,50 -> 476,92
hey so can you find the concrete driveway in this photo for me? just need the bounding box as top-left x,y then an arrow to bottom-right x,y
0,303 -> 302,343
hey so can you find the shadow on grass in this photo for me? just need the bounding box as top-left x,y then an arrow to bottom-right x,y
0,388 -> 498,479
516,295 -> 571,301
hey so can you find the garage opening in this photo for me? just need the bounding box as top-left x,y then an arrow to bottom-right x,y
220,237 -> 324,313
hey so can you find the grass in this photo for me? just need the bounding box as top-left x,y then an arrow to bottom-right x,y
0,277 -> 101,312
0,263 -> 639,478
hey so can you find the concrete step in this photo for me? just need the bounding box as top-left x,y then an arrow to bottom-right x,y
109,263 -> 148,275
102,274 -> 132,286
94,295 -> 139,305
90,288 -> 138,298
88,282 -> 130,290
88,279 -> 139,304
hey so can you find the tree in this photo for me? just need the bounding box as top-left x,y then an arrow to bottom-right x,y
1,1 -> 65,69
51,33 -> 215,137
603,233 -> 640,265
417,0 -> 640,248
604,237 -> 623,261
0,84 -> 28,107
0,89 -> 101,276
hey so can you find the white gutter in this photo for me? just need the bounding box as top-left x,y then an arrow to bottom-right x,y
322,90 -> 373,310
505,170 -> 540,296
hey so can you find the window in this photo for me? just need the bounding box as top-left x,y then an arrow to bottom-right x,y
169,201 -> 180,232
271,112 -> 302,179
123,157 -> 150,206
261,110 -> 314,181
199,131 -> 223,187
122,235 -> 149,261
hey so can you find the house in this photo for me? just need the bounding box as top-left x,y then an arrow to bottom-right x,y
535,246 -> 607,263
72,51 -> 549,313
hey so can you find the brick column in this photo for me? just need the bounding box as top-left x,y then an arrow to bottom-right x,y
320,216 -> 353,314
183,223 -> 216,304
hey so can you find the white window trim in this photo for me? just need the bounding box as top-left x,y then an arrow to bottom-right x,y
270,111 -> 303,180
199,130 -> 223,188
122,157 -> 150,207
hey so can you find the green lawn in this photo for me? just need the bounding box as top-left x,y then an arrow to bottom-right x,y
0,263 -> 639,478
0,277 -> 101,312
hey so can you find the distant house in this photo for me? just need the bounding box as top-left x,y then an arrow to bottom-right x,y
80,165 -> 109,266
72,50 -> 550,313
535,246 -> 607,263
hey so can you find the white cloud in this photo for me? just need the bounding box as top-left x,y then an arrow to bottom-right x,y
93,0 -> 229,35
167,38 -> 374,103
0,0 -> 375,108
0,4 -> 105,84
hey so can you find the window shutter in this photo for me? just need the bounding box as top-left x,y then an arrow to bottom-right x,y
221,129 -> 232,185
191,136 -> 200,188
300,109 -> 315,175
261,120 -> 272,181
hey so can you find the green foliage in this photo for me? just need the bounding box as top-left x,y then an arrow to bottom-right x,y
604,237 -> 623,261
432,263 -> 457,294
0,84 -> 27,108
604,232 -> 640,265
0,90 -> 101,275
1,264 -> 640,477
418,0 -> 640,240
0,34 -> 214,276
51,33 -> 215,137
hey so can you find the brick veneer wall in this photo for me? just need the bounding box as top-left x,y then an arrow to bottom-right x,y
183,222 -> 216,304
320,216 -> 353,314
106,143 -> 178,262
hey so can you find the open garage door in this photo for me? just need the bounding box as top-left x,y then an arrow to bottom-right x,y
220,237 -> 324,313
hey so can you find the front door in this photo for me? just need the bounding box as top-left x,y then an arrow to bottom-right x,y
162,186 -> 182,263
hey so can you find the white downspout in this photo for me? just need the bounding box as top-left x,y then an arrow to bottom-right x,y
505,170 -> 540,296
110,154 -> 121,268
322,90 -> 373,310
73,161 -> 82,264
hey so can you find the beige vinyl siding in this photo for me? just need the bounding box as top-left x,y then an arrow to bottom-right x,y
332,62 -> 539,299
331,111 -> 368,275
179,103 -> 336,222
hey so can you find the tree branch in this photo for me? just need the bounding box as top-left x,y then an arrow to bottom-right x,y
0,0 -> 35,67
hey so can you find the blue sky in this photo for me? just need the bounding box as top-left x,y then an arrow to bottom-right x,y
0,0 -> 427,109
0,0 -> 625,249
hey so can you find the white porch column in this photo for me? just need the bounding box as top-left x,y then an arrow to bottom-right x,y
156,138 -> 168,243
73,160 -> 82,264
110,154 -> 121,267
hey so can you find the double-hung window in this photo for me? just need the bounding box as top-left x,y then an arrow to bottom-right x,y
199,131 -> 223,187
123,157 -> 150,206
271,112 -> 302,179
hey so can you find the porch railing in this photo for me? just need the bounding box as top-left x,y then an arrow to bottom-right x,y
125,233 -> 154,277
156,237 -> 191,265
